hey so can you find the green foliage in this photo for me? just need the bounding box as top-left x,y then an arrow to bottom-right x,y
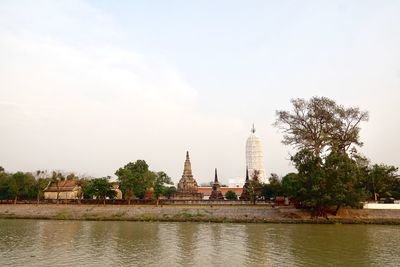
3,172 -> 36,202
289,149 -> 365,215
0,171 -> 11,199
163,186 -> 177,199
116,161 -> 146,201
116,160 -> 169,202
225,190 -> 238,200
281,173 -> 299,197
261,173 -> 283,199
363,164 -> 400,200
82,177 -> 115,203
153,171 -> 173,201
33,178 -> 51,201
248,179 -> 262,204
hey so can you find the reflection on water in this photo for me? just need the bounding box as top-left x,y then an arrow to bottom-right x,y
0,219 -> 399,267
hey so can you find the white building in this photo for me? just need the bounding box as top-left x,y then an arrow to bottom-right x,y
228,179 -> 244,188
246,124 -> 267,183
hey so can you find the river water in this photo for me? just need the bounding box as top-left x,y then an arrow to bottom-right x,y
0,219 -> 399,267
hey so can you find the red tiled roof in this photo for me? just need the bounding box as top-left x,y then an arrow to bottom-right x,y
45,180 -> 79,192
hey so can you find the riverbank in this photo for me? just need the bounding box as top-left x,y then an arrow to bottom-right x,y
1,204 -> 400,224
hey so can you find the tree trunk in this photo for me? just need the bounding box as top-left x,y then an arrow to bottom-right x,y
103,198 -> 106,205
128,199 -> 131,205
334,204 -> 341,215
14,196 -> 17,204
37,193 -> 40,205
156,197 -> 159,207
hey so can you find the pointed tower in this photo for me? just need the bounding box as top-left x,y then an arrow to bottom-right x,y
239,166 -> 251,200
173,151 -> 203,200
246,124 -> 267,183
209,168 -> 224,200
177,151 -> 198,193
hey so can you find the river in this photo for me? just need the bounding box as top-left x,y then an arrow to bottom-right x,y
0,219 -> 399,266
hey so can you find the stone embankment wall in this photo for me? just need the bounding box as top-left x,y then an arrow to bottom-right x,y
1,204 -> 400,224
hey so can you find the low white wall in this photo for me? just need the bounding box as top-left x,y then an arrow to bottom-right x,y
364,203 -> 400,210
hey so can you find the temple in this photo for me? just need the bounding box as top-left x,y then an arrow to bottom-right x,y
172,151 -> 203,200
209,168 -> 224,200
239,166 -> 251,200
246,124 -> 267,183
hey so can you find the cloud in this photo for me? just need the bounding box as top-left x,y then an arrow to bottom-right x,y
0,1 -> 251,182
0,1 -> 201,177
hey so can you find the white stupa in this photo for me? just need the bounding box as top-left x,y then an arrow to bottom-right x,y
246,124 -> 267,183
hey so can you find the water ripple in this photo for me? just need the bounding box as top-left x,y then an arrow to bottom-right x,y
0,220 -> 399,267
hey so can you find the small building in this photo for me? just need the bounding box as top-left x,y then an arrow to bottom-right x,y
44,180 -> 81,200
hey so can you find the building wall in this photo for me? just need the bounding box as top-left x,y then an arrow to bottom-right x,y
44,187 -> 81,200
364,203 -> 400,209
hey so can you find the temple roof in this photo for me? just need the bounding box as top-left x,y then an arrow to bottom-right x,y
45,180 -> 79,192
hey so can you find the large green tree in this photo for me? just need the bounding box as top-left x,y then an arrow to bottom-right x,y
115,160 -> 154,204
84,177 -> 116,205
290,149 -> 365,217
363,164 -> 399,201
274,97 -> 371,217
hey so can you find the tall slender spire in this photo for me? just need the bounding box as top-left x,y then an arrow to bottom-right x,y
186,151 -> 190,160
240,165 -> 251,200
251,123 -> 256,134
210,167 -> 224,200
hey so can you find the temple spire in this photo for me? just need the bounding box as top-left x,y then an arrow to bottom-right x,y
209,167 -> 224,200
246,165 -> 249,181
177,151 -> 200,194
251,123 -> 256,134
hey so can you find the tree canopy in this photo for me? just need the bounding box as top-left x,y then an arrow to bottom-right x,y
274,97 -> 372,217
274,96 -> 369,156
83,177 -> 116,204
152,171 -> 173,205
289,149 -> 365,217
115,160 -> 172,204
261,173 -> 283,200
224,190 -> 238,200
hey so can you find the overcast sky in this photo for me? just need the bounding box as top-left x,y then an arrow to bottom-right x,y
1,0 -> 399,184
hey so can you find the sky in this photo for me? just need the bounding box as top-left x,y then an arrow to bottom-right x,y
1,0 -> 400,185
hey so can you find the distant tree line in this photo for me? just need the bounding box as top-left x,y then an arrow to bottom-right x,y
0,162 -> 175,206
